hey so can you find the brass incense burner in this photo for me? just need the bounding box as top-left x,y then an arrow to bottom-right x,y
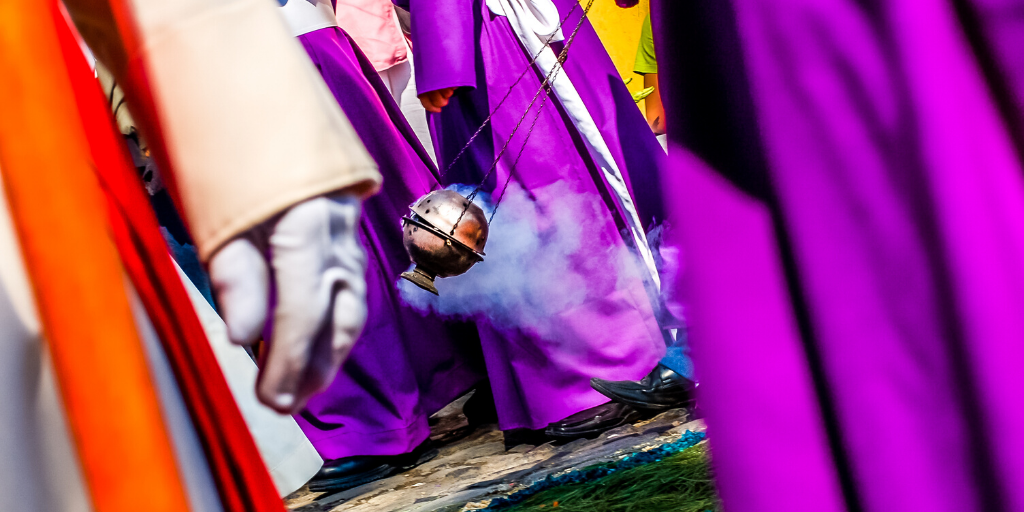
401,190 -> 488,295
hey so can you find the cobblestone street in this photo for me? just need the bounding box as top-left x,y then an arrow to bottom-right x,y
285,393 -> 705,512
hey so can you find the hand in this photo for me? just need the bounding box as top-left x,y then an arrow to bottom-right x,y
209,194 -> 367,414
418,87 -> 457,113
643,73 -> 666,135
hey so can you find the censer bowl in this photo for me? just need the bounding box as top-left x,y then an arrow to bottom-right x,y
401,190 -> 488,295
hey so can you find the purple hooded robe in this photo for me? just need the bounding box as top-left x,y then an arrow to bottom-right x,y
654,0 -> 1024,509
399,0 -> 668,430
293,27 -> 485,459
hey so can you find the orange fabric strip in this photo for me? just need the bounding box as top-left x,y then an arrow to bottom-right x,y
53,6 -> 286,512
0,1 -> 191,511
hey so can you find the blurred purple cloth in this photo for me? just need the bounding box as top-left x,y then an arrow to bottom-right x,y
294,27 -> 484,459
401,0 -> 667,430
655,0 -> 1024,510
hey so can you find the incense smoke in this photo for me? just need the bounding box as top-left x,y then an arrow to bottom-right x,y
397,182 -> 653,341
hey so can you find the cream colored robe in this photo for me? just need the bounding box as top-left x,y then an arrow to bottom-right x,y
64,0 -> 383,261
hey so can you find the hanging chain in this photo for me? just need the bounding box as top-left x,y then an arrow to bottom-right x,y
437,0 -> 586,182
450,0 -> 596,235
489,72 -> 553,223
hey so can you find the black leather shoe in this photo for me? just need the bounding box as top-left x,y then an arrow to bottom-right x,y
544,401 -> 642,440
590,364 -> 696,411
392,440 -> 439,471
307,455 -> 395,492
503,427 -> 550,450
463,383 -> 499,426
307,440 -> 438,493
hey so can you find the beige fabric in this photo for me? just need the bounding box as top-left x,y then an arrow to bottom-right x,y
66,0 -> 382,261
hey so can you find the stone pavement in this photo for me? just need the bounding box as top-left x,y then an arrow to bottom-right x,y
285,393 -> 705,512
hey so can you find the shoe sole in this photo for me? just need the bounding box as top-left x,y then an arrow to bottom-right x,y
308,444 -> 440,493
590,380 -> 694,412
307,463 -> 396,493
544,410 -> 644,440
396,446 -> 439,471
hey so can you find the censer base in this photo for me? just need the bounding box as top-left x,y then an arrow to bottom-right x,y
401,266 -> 439,295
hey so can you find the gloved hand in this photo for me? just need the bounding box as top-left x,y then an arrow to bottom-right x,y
208,194 -> 367,414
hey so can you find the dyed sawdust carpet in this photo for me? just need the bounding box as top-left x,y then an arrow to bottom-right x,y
286,398 -> 715,511
484,432 -> 719,512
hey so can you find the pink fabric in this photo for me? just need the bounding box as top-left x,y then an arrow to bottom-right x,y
335,0 -> 407,72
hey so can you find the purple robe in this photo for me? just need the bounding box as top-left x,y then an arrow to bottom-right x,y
402,0 -> 667,430
655,0 -> 1024,509
294,27 -> 485,459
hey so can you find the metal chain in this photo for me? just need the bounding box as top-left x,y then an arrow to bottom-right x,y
488,87 -> 551,224
450,0 -> 596,235
437,1 -> 581,182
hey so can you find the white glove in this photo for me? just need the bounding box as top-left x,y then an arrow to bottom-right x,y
209,194 -> 367,414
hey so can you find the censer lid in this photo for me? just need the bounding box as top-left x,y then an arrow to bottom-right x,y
409,189 -> 488,255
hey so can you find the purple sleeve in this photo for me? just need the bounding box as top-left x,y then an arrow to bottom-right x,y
406,0 -> 479,93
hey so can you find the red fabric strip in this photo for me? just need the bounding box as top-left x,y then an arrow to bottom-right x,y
54,8 -> 285,512
0,1 -> 191,509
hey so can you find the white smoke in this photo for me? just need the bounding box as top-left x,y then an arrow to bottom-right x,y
398,182 -> 650,341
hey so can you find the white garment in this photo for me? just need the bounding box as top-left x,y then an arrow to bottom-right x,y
485,0 -> 660,290
0,178 -> 91,512
0,176 -> 222,512
378,55 -> 438,166
279,0 -> 338,37
130,281 -> 225,512
174,263 -> 322,496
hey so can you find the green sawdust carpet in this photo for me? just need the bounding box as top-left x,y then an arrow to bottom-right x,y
483,430 -> 719,512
